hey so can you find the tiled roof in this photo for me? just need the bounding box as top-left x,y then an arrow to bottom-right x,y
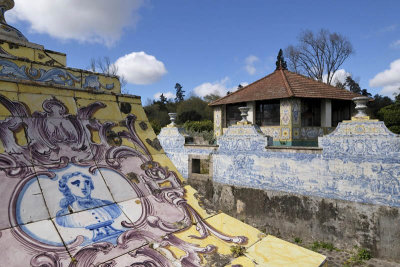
209,69 -> 362,106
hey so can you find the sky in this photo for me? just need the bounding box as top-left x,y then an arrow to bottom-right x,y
7,0 -> 400,104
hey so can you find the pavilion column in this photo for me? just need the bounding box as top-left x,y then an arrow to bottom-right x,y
321,99 -> 332,127
246,101 -> 256,124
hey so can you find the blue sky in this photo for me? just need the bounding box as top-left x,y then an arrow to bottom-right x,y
8,0 -> 400,104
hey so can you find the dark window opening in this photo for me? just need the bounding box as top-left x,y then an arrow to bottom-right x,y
255,100 -> 280,126
191,159 -> 200,174
226,103 -> 246,126
332,100 -> 351,127
301,99 -> 321,127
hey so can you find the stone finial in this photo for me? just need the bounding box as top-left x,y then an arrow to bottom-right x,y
237,106 -> 250,125
352,96 -> 370,120
0,0 -> 28,42
167,113 -> 177,127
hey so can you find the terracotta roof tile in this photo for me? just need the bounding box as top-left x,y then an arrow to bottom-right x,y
209,70 -> 362,106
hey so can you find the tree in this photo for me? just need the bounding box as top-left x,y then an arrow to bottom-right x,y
203,93 -> 222,103
378,102 -> 400,134
285,29 -> 353,84
275,49 -> 287,70
369,94 -> 393,120
175,83 -> 185,102
345,76 -> 361,94
89,56 -> 127,92
159,93 -> 167,105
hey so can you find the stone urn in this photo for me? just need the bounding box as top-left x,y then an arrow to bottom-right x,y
0,0 -> 28,42
168,113 -> 177,127
352,96 -> 370,118
238,106 -> 250,124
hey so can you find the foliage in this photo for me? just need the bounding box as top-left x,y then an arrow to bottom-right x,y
275,49 -> 287,70
294,237 -> 302,244
230,245 -> 246,258
149,120 -> 162,135
89,56 -> 127,90
344,247 -> 372,266
310,241 -> 336,252
178,110 -> 202,123
144,93 -> 214,134
203,93 -> 222,103
175,83 -> 185,102
378,102 -> 400,134
183,120 -> 213,132
176,96 -> 213,124
368,94 -> 393,119
285,29 -> 353,84
344,76 -> 371,97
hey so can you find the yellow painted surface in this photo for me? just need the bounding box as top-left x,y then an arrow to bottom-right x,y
183,185 -> 216,220
0,91 -> 18,116
81,73 -> 120,95
75,90 -> 116,101
227,256 -> 256,266
18,84 -> 75,97
117,95 -> 142,105
245,235 -> 326,267
133,120 -> 165,155
119,102 -> 148,121
18,93 -> 77,116
34,50 -> 66,67
1,43 -> 34,60
173,223 -> 233,256
151,154 -> 183,181
75,98 -> 122,121
205,213 -> 265,248
0,80 -> 18,92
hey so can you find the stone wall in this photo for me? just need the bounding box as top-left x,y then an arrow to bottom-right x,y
191,179 -> 400,261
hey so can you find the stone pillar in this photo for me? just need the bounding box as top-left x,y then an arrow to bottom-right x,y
246,101 -> 256,124
321,99 -> 332,127
213,106 -> 223,137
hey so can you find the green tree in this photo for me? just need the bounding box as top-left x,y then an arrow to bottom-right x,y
275,49 -> 287,70
176,96 -> 212,123
175,83 -> 185,102
203,93 -> 222,103
345,76 -> 361,94
378,102 -> 400,134
369,94 -> 393,119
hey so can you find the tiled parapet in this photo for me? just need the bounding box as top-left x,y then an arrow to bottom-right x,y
319,119 -> 400,159
217,124 -> 272,152
158,126 -> 186,150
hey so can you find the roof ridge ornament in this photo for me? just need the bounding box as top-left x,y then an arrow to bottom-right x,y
0,0 -> 29,42
275,49 -> 287,70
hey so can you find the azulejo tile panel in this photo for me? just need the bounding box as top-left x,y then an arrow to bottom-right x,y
0,91 -> 323,267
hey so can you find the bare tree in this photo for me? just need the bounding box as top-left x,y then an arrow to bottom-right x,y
89,56 -> 128,93
285,29 -> 353,85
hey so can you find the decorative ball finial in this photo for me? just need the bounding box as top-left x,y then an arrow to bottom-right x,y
0,0 -> 28,42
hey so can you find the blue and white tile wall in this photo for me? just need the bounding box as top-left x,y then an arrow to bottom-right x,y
159,120 -> 400,208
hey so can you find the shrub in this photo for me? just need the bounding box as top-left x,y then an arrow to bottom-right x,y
230,245 -> 246,258
183,120 -> 213,132
149,120 -> 161,135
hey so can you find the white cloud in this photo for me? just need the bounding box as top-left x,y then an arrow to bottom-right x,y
245,55 -> 259,75
115,52 -> 167,85
153,91 -> 174,100
8,0 -> 144,46
370,59 -> 400,96
322,69 -> 351,85
390,40 -> 400,49
193,77 -> 247,97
